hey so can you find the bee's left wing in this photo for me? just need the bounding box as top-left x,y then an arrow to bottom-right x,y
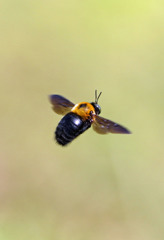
49,95 -> 75,115
92,115 -> 131,134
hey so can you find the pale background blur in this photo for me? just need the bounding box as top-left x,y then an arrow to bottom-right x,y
0,1 -> 164,240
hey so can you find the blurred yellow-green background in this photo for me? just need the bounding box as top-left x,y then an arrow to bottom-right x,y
0,1 -> 164,239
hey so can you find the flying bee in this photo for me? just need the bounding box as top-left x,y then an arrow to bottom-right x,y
49,90 -> 131,146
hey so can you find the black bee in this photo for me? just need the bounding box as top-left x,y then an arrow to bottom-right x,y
49,91 -> 131,146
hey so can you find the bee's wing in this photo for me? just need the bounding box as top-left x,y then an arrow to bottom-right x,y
49,95 -> 75,115
92,115 -> 131,134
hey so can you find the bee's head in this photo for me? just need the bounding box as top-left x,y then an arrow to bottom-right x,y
91,102 -> 101,115
90,90 -> 102,115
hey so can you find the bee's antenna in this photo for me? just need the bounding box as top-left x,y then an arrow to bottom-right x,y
95,90 -> 102,103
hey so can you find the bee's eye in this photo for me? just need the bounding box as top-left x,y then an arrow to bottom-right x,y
95,105 -> 101,115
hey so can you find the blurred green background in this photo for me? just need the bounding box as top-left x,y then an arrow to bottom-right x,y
0,0 -> 164,239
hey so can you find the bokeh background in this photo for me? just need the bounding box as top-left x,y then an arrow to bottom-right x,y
0,1 -> 164,239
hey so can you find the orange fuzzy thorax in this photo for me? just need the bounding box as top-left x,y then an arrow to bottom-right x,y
71,102 -> 95,120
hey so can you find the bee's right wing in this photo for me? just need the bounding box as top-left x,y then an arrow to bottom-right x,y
92,115 -> 131,134
49,95 -> 75,115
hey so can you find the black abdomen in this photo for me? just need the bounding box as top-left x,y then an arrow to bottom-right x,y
55,112 -> 91,146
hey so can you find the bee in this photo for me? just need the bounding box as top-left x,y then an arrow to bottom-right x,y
49,90 -> 131,146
